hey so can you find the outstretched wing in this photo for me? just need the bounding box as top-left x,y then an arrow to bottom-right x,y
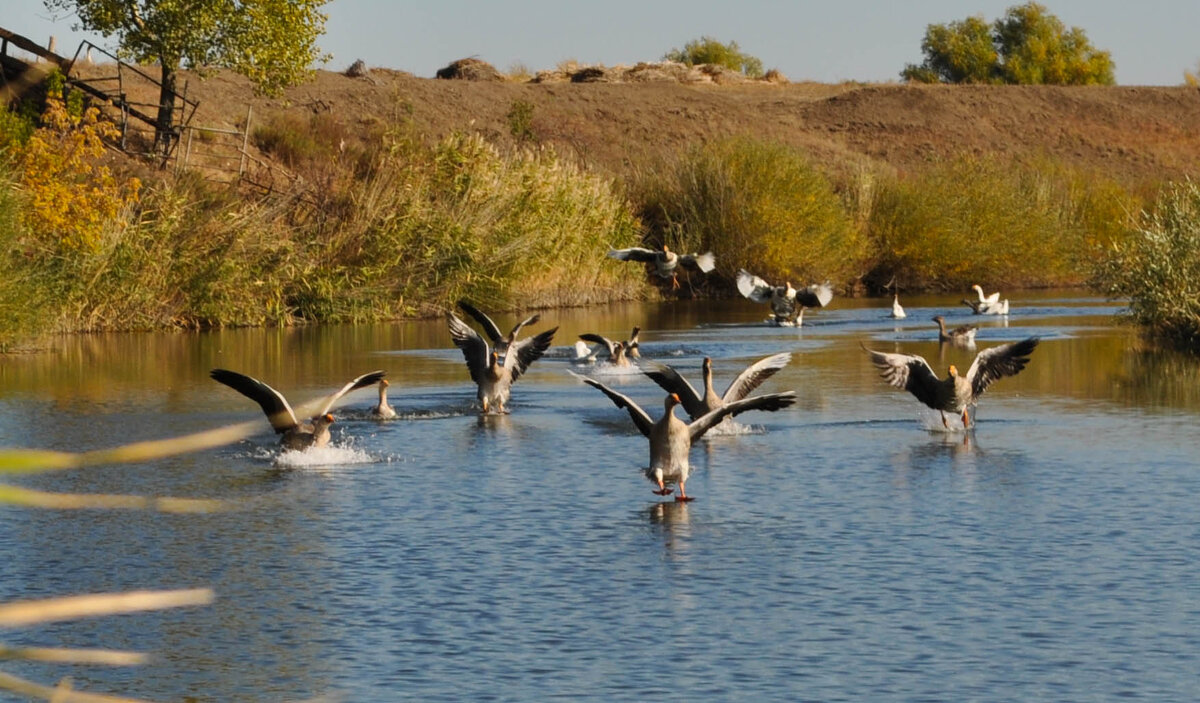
315,370 -> 388,417
447,313 -> 491,386
795,282 -> 834,309
689,391 -> 797,442
736,269 -> 775,303
626,326 -> 641,358
570,371 -> 654,438
608,247 -> 659,263
508,313 -> 541,341
578,333 -> 617,358
961,299 -> 984,314
640,362 -> 706,418
966,337 -> 1039,400
210,369 -> 299,433
457,300 -> 503,345
506,327 -> 558,381
721,352 -> 792,403
680,252 -> 716,273
863,345 -> 950,411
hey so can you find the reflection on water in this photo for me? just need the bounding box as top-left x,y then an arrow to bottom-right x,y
2,290 -> 1200,700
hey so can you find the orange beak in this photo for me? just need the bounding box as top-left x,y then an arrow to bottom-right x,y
324,413 -> 335,423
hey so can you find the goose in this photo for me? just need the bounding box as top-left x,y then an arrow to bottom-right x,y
932,315 -> 977,345
863,337 -> 1039,429
891,293 -> 907,319
736,269 -> 834,326
210,369 -> 386,450
971,284 -> 1001,308
577,333 -> 632,367
371,379 -> 396,419
962,285 -> 1009,315
607,244 -> 716,289
571,373 -> 796,501
625,326 -> 642,359
457,300 -> 541,356
448,312 -> 557,414
641,353 -> 792,423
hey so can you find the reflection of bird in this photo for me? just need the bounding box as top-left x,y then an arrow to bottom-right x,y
448,313 -> 556,414
372,379 -> 396,419
210,369 -> 386,450
607,244 -> 715,289
641,353 -> 792,423
736,269 -> 833,326
863,337 -> 1039,429
573,373 -> 796,500
932,315 -> 977,345
457,300 -> 541,356
962,285 -> 1009,315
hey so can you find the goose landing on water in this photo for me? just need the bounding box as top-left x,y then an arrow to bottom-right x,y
862,337 -> 1039,430
736,269 -> 833,326
457,300 -> 541,356
571,373 -> 796,501
576,328 -> 640,367
448,312 -> 557,414
640,353 -> 792,424
210,369 -> 386,450
607,244 -> 715,289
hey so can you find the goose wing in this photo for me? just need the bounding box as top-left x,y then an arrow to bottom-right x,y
965,337 -> 1039,400
863,346 -> 951,410
721,352 -> 792,403
961,299 -> 985,314
508,312 -> 541,341
314,370 -> 388,417
570,372 -> 654,438
689,391 -> 797,442
626,326 -> 641,358
456,300 -> 503,345
795,282 -> 834,309
736,269 -> 775,303
505,326 -> 558,381
210,369 -> 299,433
448,313 -> 491,386
578,333 -> 617,358
608,246 -> 659,263
679,251 -> 716,273
640,362 -> 706,418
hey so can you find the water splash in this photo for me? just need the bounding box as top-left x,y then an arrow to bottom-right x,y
272,443 -> 378,469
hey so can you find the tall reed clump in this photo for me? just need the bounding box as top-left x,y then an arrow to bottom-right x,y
1093,180 -> 1200,350
868,155 -> 1139,290
633,136 -> 865,289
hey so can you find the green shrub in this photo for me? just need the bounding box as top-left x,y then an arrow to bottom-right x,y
633,137 -> 865,288
506,99 -> 536,143
1093,180 -> 1200,349
663,37 -> 765,78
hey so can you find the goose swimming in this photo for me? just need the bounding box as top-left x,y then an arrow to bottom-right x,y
448,312 -> 557,414
863,337 -> 1039,429
891,293 -> 907,319
607,244 -> 715,289
572,373 -> 796,500
371,378 -> 397,419
210,369 -> 386,450
962,285 -> 1009,315
932,315 -> 977,345
736,269 -> 833,326
641,353 -> 792,423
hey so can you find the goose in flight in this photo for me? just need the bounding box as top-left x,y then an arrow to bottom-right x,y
932,315 -> 977,346
448,313 -> 557,414
210,369 -> 386,450
863,337 -> 1039,429
736,269 -> 834,326
577,333 -> 633,367
641,353 -> 792,423
572,373 -> 796,501
371,378 -> 397,419
457,300 -> 542,356
607,244 -> 715,289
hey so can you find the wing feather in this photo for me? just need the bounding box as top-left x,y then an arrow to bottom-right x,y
721,352 -> 792,403
680,252 -> 716,273
456,300 -> 503,344
315,370 -> 388,416
640,362 -> 706,418
863,346 -> 951,410
508,313 -> 541,340
447,313 -> 491,385
210,369 -> 299,433
736,269 -> 775,303
794,282 -> 834,309
577,333 -> 617,358
570,371 -> 654,438
689,391 -> 796,442
966,337 -> 1039,399
608,247 -> 659,263
507,327 -> 558,381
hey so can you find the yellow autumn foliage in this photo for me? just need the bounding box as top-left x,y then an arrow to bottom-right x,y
17,84 -> 140,252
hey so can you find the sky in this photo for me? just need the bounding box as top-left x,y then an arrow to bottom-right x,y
6,0 -> 1199,86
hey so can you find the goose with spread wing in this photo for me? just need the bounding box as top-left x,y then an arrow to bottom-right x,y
736,269 -> 834,326
448,312 -> 557,414
210,369 -> 386,450
572,373 -> 796,501
577,333 -> 632,367
863,337 -> 1039,429
932,315 -> 977,346
962,285 -> 1010,315
607,244 -> 715,289
641,353 -> 792,423
457,300 -> 541,356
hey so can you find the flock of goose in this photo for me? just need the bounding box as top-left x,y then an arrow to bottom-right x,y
209,248 -> 1039,501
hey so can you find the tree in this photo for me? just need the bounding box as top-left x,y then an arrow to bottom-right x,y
901,2 -> 1114,86
45,0 -> 330,155
664,37 -> 764,78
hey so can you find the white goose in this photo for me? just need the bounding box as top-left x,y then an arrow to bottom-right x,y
963,285 -> 1010,315
863,337 -> 1039,429
572,373 -> 796,501
891,293 -> 907,319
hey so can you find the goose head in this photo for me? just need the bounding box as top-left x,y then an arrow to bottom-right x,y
664,392 -> 681,413
947,364 -> 959,379
490,350 -> 500,367
931,315 -> 945,323
314,413 -> 336,429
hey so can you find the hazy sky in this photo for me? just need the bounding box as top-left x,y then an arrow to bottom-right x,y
7,0 -> 1199,85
